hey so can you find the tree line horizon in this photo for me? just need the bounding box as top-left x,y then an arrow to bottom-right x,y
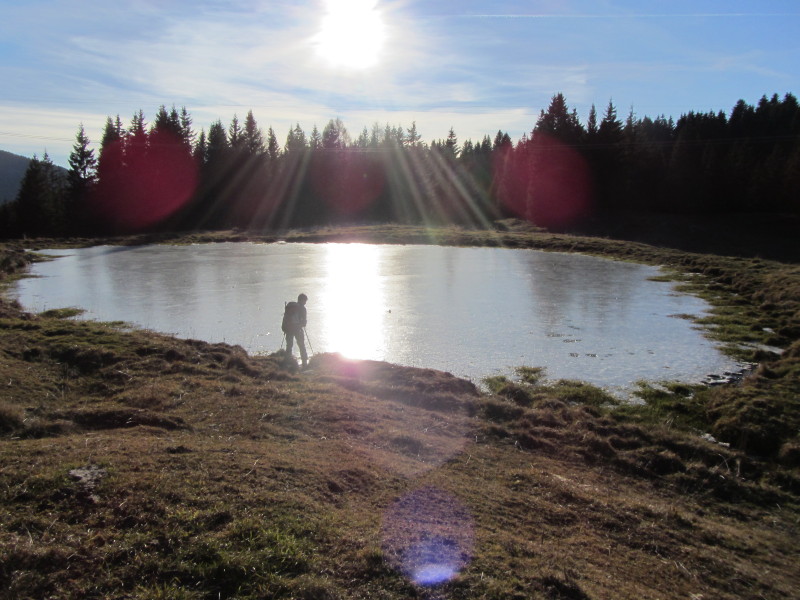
2,91 -> 799,237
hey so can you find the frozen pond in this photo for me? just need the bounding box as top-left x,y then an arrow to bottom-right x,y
11,242 -> 743,395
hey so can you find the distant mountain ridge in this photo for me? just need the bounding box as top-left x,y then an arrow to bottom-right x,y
0,150 -> 31,205
0,150 -> 70,206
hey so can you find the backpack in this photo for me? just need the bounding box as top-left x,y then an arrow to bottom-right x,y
281,301 -> 299,333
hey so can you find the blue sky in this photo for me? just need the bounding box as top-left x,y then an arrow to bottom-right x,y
1,0 -> 798,167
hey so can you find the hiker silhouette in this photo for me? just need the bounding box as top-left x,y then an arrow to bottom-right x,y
282,293 -> 308,367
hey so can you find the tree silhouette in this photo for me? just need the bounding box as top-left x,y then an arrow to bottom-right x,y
66,124 -> 97,233
4,90 -> 799,239
15,153 -> 65,236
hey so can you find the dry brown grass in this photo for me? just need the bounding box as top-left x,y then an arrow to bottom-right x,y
0,294 -> 797,599
2,225 -> 799,599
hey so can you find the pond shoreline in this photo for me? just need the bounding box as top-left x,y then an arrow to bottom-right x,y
11,239 -> 748,400
5,224 -> 799,451
1,224 -> 798,598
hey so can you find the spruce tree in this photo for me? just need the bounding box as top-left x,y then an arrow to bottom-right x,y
355,126 -> 370,149
205,121 -> 230,170
285,123 -> 307,153
285,127 -> 296,153
68,124 -> 97,187
266,127 -> 280,162
393,125 -> 406,147
152,105 -> 169,132
66,124 -> 97,233
129,110 -> 147,138
534,93 -> 583,144
405,121 -> 422,148
444,127 -> 459,157
228,115 -> 243,150
243,111 -> 265,156
194,129 -> 208,166
15,152 -> 65,236
309,125 -> 322,150
322,118 -> 349,149
100,116 -> 123,152
127,110 -> 148,159
369,123 -> 382,148
587,104 -> 598,138
382,124 -> 395,148
151,105 -> 183,139
322,121 -> 338,149
15,155 -> 44,234
179,106 -> 195,149
460,139 -> 474,160
493,130 -> 511,151
598,100 -> 622,143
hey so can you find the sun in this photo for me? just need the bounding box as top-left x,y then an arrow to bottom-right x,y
314,0 -> 386,70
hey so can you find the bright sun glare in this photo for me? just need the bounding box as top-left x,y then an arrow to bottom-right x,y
314,0 -> 386,69
319,244 -> 387,359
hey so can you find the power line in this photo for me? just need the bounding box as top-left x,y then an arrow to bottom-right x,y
0,131 -> 74,142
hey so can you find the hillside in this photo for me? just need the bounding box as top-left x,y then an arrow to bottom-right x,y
1,229 -> 798,599
0,149 -> 30,205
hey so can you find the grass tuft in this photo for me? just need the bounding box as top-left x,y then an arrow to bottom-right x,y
0,401 -> 23,433
40,307 -> 85,319
484,370 -> 618,409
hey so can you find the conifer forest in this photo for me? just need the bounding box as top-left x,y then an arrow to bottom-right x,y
2,92 -> 799,237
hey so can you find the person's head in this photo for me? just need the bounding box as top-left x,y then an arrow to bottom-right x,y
298,293 -> 308,305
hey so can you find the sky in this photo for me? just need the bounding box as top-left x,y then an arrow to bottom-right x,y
1,0 -> 798,168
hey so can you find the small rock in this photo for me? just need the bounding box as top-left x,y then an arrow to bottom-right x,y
69,465 -> 107,487
69,465 -> 107,503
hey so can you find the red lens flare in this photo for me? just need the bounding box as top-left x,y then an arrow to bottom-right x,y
91,130 -> 198,232
494,134 -> 592,229
310,151 -> 386,216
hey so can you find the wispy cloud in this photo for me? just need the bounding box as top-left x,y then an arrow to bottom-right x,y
455,12 -> 800,19
0,0 -> 798,165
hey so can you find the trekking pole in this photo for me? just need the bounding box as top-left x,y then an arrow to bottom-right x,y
280,332 -> 286,351
303,328 -> 315,355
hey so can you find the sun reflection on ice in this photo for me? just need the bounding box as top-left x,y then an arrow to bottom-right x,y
319,243 -> 387,360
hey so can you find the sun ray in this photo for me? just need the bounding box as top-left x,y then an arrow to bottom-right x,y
387,144 -> 428,224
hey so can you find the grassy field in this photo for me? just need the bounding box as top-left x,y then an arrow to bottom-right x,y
1,222 -> 799,599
